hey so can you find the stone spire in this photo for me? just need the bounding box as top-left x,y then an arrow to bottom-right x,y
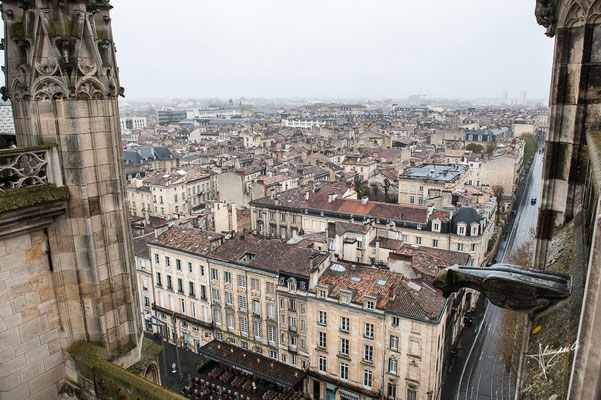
1,0 -> 141,352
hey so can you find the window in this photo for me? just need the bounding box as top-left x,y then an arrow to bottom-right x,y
242,341 -> 249,350
239,296 -> 247,312
289,334 -> 297,347
167,275 -> 172,290
189,282 -> 195,297
291,215 -> 297,224
432,239 -> 439,248
251,278 -> 260,291
177,278 -> 183,293
390,335 -> 399,350
225,292 -> 233,306
176,259 -> 181,270
340,363 -> 349,381
154,254 -> 160,264
318,289 -> 327,298
188,262 -> 193,273
363,370 -> 373,388
289,299 -> 297,312
281,213 -> 286,222
434,223 -> 440,231
410,196 -> 415,204
471,243 -> 477,252
267,303 -> 275,320
156,272 -> 162,287
224,271 -> 232,284
240,317 -> 248,336
212,288 -> 220,303
269,211 -> 275,221
340,338 -> 349,356
238,275 -> 246,288
200,285 -> 207,300
341,295 -> 350,304
392,316 -> 399,327
459,226 -> 465,235
387,383 -> 397,400
357,238 -> 363,249
253,321 -> 262,340
253,300 -> 261,316
269,350 -> 277,360
289,316 -> 297,331
389,358 -> 398,374
266,282 -> 275,296
318,332 -> 327,348
318,356 -> 326,374
144,296 -> 150,307
340,317 -> 350,332
291,353 -> 297,366
415,236 -> 422,245
457,243 -> 464,252
268,325 -> 276,345
407,389 -> 417,400
364,345 -> 373,362
419,185 -> 423,192
402,234 -> 408,242
288,279 -> 296,291
318,311 -> 327,326
165,256 -> 170,267
365,301 -> 375,311
199,265 -> 205,276
227,313 -> 235,330
211,268 -> 218,280
214,309 -> 221,325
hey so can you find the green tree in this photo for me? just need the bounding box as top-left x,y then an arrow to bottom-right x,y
486,142 -> 497,153
466,143 -> 484,152
522,134 -> 537,164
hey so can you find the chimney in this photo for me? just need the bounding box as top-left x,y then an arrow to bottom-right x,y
361,196 -> 368,205
328,194 -> 337,203
240,234 -> 245,241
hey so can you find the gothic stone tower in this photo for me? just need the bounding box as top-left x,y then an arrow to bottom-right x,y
1,0 -> 140,356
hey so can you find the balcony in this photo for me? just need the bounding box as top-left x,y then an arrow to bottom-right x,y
0,145 -> 68,236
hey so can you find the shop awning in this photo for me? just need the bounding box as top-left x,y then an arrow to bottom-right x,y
197,340 -> 306,389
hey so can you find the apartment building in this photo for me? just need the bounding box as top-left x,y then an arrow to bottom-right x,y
120,116 -> 147,131
127,168 -> 215,219
308,263 -> 448,400
397,164 -> 470,206
134,233 -> 156,332
150,228 -> 224,351
341,158 -> 378,181
251,187 -> 495,267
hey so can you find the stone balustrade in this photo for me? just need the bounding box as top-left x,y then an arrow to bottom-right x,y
0,145 -> 63,194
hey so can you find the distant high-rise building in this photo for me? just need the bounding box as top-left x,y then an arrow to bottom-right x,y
519,90 -> 527,105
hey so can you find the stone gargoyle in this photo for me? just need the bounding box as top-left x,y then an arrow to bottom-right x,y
433,264 -> 571,317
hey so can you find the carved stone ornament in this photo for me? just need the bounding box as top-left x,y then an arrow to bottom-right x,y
536,0 -> 559,37
433,263 -> 571,317
1,1 -> 122,101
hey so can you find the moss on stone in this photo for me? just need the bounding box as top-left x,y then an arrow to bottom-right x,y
0,143 -> 56,156
69,341 -> 187,400
0,184 -> 69,213
128,338 -> 163,375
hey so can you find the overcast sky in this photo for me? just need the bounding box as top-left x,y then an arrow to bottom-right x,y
10,1 -> 558,101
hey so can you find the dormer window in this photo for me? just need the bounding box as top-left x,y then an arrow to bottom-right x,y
288,279 -> 297,292
318,289 -> 327,298
366,300 -> 375,311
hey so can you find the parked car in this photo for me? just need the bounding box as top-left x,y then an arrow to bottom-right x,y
531,198 -> 537,205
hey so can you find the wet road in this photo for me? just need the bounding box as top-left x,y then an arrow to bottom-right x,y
456,151 -> 544,400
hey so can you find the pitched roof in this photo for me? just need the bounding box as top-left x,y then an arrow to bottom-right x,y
150,226 -> 224,256
209,234 -> 327,276
304,195 -> 428,224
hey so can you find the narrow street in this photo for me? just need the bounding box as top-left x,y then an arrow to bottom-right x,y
448,150 -> 544,400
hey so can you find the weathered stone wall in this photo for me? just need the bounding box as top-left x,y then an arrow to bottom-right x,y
0,230 -> 66,399
1,0 -> 141,353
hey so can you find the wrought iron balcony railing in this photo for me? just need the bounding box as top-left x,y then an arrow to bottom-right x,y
0,145 -> 62,194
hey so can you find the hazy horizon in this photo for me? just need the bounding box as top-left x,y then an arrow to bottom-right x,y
2,1 -> 556,101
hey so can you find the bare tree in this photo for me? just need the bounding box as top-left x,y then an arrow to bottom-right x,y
492,185 -> 505,222
370,182 -> 379,201
383,178 -> 391,201
494,227 -> 535,375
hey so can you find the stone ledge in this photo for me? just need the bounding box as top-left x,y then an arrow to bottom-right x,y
0,184 -> 69,213
68,341 -> 186,400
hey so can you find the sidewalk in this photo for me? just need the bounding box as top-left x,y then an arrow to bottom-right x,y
441,295 -> 487,398
145,333 -> 206,394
